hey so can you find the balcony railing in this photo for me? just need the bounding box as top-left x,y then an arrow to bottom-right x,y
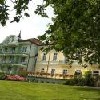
0,51 -> 29,56
27,71 -> 74,79
2,42 -> 18,47
0,61 -> 28,65
37,60 -> 66,64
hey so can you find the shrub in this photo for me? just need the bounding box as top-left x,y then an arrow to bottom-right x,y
77,78 -> 86,86
64,79 -> 70,85
7,75 -> 26,81
64,79 -> 76,85
0,72 -> 6,80
64,71 -> 96,87
18,71 -> 28,77
84,71 -> 95,86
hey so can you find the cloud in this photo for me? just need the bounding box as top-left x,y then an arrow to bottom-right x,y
0,0 -> 54,43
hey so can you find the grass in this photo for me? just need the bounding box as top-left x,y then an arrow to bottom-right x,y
0,80 -> 100,100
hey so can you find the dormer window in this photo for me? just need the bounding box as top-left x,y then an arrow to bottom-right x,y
53,53 -> 57,61
42,53 -> 46,61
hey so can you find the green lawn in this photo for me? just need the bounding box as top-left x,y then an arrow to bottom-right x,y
0,80 -> 100,100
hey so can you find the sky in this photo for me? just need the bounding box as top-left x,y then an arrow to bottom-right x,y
0,0 -> 54,43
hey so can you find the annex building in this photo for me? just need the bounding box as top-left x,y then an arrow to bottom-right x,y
0,34 -> 40,74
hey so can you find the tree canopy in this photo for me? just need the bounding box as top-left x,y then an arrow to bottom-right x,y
0,0 -> 31,26
1,0 -> 100,67
38,0 -> 100,67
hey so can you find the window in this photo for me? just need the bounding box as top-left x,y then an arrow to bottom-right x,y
21,47 -> 27,52
0,49 -> 2,53
93,71 -> 99,75
41,68 -> 45,72
62,70 -> 67,75
65,57 -> 69,63
42,53 -> 46,61
2,56 -> 6,63
5,48 -> 7,52
53,53 -> 57,61
51,69 -> 55,75
74,70 -> 82,75
11,47 -> 15,53
21,57 -> 26,62
93,71 -> 99,79
22,47 -> 27,52
11,37 -> 14,42
10,56 -> 14,63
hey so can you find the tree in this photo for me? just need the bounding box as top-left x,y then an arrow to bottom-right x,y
37,0 -> 100,67
0,0 -> 31,26
1,0 -> 100,67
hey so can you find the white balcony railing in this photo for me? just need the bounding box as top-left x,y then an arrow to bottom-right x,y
37,60 -> 66,64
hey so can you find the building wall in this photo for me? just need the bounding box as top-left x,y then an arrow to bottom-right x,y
35,47 -> 100,79
27,44 -> 38,71
0,35 -> 38,74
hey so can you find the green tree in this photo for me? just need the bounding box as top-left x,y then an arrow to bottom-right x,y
0,0 -> 31,26
1,0 -> 100,67
37,0 -> 100,67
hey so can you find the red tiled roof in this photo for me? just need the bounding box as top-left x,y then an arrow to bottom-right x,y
19,38 -> 42,45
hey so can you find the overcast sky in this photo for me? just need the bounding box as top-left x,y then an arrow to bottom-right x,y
0,0 -> 54,43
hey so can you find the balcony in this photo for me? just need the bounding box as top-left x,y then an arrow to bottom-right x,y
59,60 -> 66,64
0,60 -> 28,65
18,61 -> 28,65
2,42 -> 18,47
0,51 -> 29,57
37,60 -> 66,65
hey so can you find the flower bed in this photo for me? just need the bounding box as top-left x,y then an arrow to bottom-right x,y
7,75 -> 26,81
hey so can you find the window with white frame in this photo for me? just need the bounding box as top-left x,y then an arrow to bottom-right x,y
42,53 -> 46,61
22,47 -> 27,52
53,53 -> 57,61
62,70 -> 67,75
93,71 -> 99,75
93,71 -> 99,79
51,69 -> 55,75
